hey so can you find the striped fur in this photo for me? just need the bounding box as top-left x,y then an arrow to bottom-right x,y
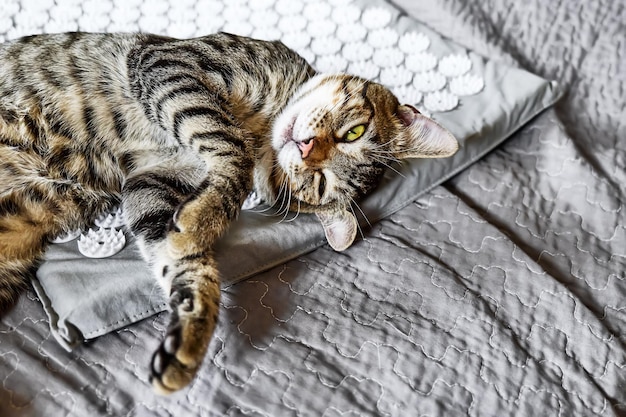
0,32 -> 458,393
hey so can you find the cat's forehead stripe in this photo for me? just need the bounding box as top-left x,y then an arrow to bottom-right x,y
340,77 -> 370,98
361,81 -> 369,98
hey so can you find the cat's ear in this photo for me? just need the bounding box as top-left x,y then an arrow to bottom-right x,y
316,210 -> 357,252
393,104 -> 459,159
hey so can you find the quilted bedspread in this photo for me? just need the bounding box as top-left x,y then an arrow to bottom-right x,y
2,0 -> 625,416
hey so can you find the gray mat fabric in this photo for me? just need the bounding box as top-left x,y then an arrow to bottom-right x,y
1,0 -> 625,416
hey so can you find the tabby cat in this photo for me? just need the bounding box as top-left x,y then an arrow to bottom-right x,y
0,32 -> 458,393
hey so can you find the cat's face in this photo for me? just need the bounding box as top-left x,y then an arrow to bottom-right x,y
271,74 -> 458,251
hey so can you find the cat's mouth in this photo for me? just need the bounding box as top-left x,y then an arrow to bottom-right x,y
273,116 -> 304,166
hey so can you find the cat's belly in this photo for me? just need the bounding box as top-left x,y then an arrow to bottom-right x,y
41,134 -> 124,195
40,102 -> 170,195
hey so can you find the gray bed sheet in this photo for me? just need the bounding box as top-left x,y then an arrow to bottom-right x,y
1,1 -> 625,416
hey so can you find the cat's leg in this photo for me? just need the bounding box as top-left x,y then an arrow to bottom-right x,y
150,151 -> 253,394
125,150 -> 253,394
130,42 -> 257,392
0,192 -> 49,311
0,187 -> 112,312
122,150 -> 247,393
0,147 -> 56,310
0,185 -> 68,312
122,168 -> 197,392
0,143 -> 114,312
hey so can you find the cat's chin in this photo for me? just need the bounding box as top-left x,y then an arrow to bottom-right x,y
271,115 -> 296,152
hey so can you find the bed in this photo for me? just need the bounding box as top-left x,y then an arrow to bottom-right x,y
1,0 -> 625,415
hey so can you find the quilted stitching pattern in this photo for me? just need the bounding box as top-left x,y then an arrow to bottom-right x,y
1,0 -> 625,416
2,120 -> 625,415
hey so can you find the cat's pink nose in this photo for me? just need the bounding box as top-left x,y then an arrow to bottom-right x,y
297,138 -> 314,159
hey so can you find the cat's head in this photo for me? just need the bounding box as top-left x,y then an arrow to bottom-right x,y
270,73 -> 458,251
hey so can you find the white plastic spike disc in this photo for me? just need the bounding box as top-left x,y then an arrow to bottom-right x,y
391,85 -> 423,106
449,74 -> 485,96
424,91 -> 459,112
438,53 -> 473,77
94,206 -> 126,228
78,228 -> 126,258
315,55 -> 348,73
398,31 -> 430,54
361,7 -> 392,29
242,191 -> 263,210
49,229 -> 82,244
413,70 -> 447,93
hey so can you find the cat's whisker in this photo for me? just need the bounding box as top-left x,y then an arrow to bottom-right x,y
249,197 -> 275,213
368,142 -> 398,152
349,195 -> 372,230
347,202 -> 366,242
371,156 -> 406,178
249,198 -> 282,215
285,198 -> 302,223
259,175 -> 287,216
249,209 -> 277,217
371,156 -> 404,170
280,193 -> 294,223
277,178 -> 294,223
275,179 -> 291,219
146,275 -> 162,307
275,178 -> 291,212
370,149 -> 401,161
323,95 -> 351,120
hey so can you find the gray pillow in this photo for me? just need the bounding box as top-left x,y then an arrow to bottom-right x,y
30,0 -> 562,350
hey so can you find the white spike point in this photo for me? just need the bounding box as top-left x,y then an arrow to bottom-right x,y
49,229 -> 82,244
242,191 -> 263,210
78,227 -> 126,258
94,206 -> 126,228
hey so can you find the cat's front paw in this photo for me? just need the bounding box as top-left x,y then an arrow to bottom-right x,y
150,283 -> 219,394
150,324 -> 195,394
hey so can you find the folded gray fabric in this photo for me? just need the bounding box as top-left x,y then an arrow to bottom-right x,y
31,0 -> 562,349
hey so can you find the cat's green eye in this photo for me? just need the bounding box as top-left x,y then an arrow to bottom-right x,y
343,124 -> 366,142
